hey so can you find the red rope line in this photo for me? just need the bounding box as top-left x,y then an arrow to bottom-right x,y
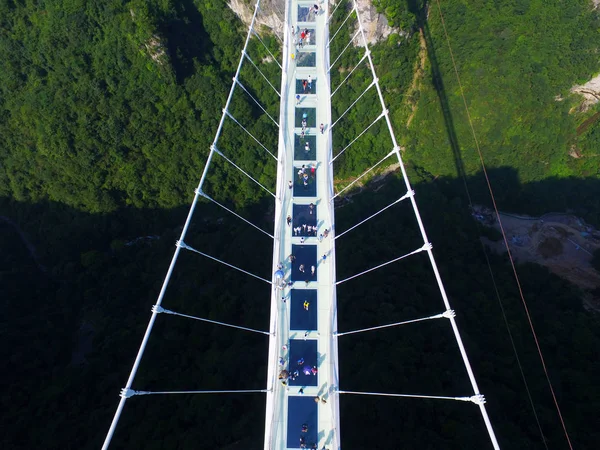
433,1 -> 573,448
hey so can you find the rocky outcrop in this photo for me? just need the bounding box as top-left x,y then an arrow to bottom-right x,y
352,0 -> 396,45
571,74 -> 600,111
228,0 -> 396,44
228,0 -> 285,39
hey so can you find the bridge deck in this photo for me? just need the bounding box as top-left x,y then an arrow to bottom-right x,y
265,1 -> 340,449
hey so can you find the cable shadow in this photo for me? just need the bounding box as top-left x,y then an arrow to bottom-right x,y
411,0 -> 469,184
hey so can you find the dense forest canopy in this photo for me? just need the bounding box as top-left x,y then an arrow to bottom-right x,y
1,0 -> 600,449
0,0 -> 280,212
370,0 -> 600,222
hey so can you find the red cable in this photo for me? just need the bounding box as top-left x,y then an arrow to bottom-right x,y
433,1 -> 574,448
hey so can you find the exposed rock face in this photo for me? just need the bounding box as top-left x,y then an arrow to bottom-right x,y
228,0 -> 396,44
228,0 -> 285,39
352,0 -> 396,45
571,74 -> 600,110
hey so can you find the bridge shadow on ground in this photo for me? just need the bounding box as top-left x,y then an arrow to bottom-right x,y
334,167 -> 600,449
2,167 -> 600,449
329,3 -> 600,447
411,0 -> 470,192
0,197 -> 274,450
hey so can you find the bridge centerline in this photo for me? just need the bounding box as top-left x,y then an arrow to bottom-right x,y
264,1 -> 340,449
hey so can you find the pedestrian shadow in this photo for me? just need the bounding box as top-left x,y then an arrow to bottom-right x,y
317,352 -> 327,367
318,382 -> 328,397
318,429 -> 325,443
325,429 -> 334,445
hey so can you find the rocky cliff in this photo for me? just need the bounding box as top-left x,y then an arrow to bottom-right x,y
228,0 -> 395,44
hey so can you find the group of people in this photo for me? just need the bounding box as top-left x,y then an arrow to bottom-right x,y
299,436 -> 318,449
296,163 -> 314,189
302,75 -> 313,93
297,164 -> 314,177
298,264 -> 316,276
299,421 -> 320,449
293,224 -> 318,236
298,28 -> 312,48
289,7 -> 329,450
278,356 -> 318,381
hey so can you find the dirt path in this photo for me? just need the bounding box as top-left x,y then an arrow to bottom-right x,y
406,29 -> 428,128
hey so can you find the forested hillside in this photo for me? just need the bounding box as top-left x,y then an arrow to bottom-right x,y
380,0 -> 600,221
0,0 -> 280,212
1,0 -> 599,449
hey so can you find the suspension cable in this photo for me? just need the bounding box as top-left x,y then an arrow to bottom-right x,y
328,0 -> 347,23
413,3 -> 546,444
336,243 -> 431,285
328,6 -> 355,46
338,390 -> 487,404
153,305 -> 270,335
120,389 -> 268,397
334,191 -> 413,240
329,29 -> 361,72
351,1 -> 501,448
252,30 -> 283,70
177,240 -> 272,284
213,145 -> 276,198
243,51 -> 281,97
331,51 -> 369,97
434,1 -> 571,447
100,3 -> 265,449
235,79 -> 280,126
335,310 -> 453,337
332,149 -> 395,199
196,188 -> 274,238
480,244 -> 549,449
225,111 -> 278,160
330,110 -> 386,164
330,80 -> 375,129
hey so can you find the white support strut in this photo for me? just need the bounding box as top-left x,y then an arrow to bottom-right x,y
338,390 -> 486,404
252,30 -> 283,70
336,243 -> 431,285
225,111 -> 278,160
244,50 -> 282,97
332,148 -> 395,199
100,3 -> 266,448
350,1 -> 501,448
331,51 -> 369,97
235,79 -> 280,126
178,241 -> 273,284
334,190 -> 413,239
335,311 -> 450,337
121,389 -> 268,397
330,110 -> 387,164
153,305 -> 271,335
213,145 -> 277,198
